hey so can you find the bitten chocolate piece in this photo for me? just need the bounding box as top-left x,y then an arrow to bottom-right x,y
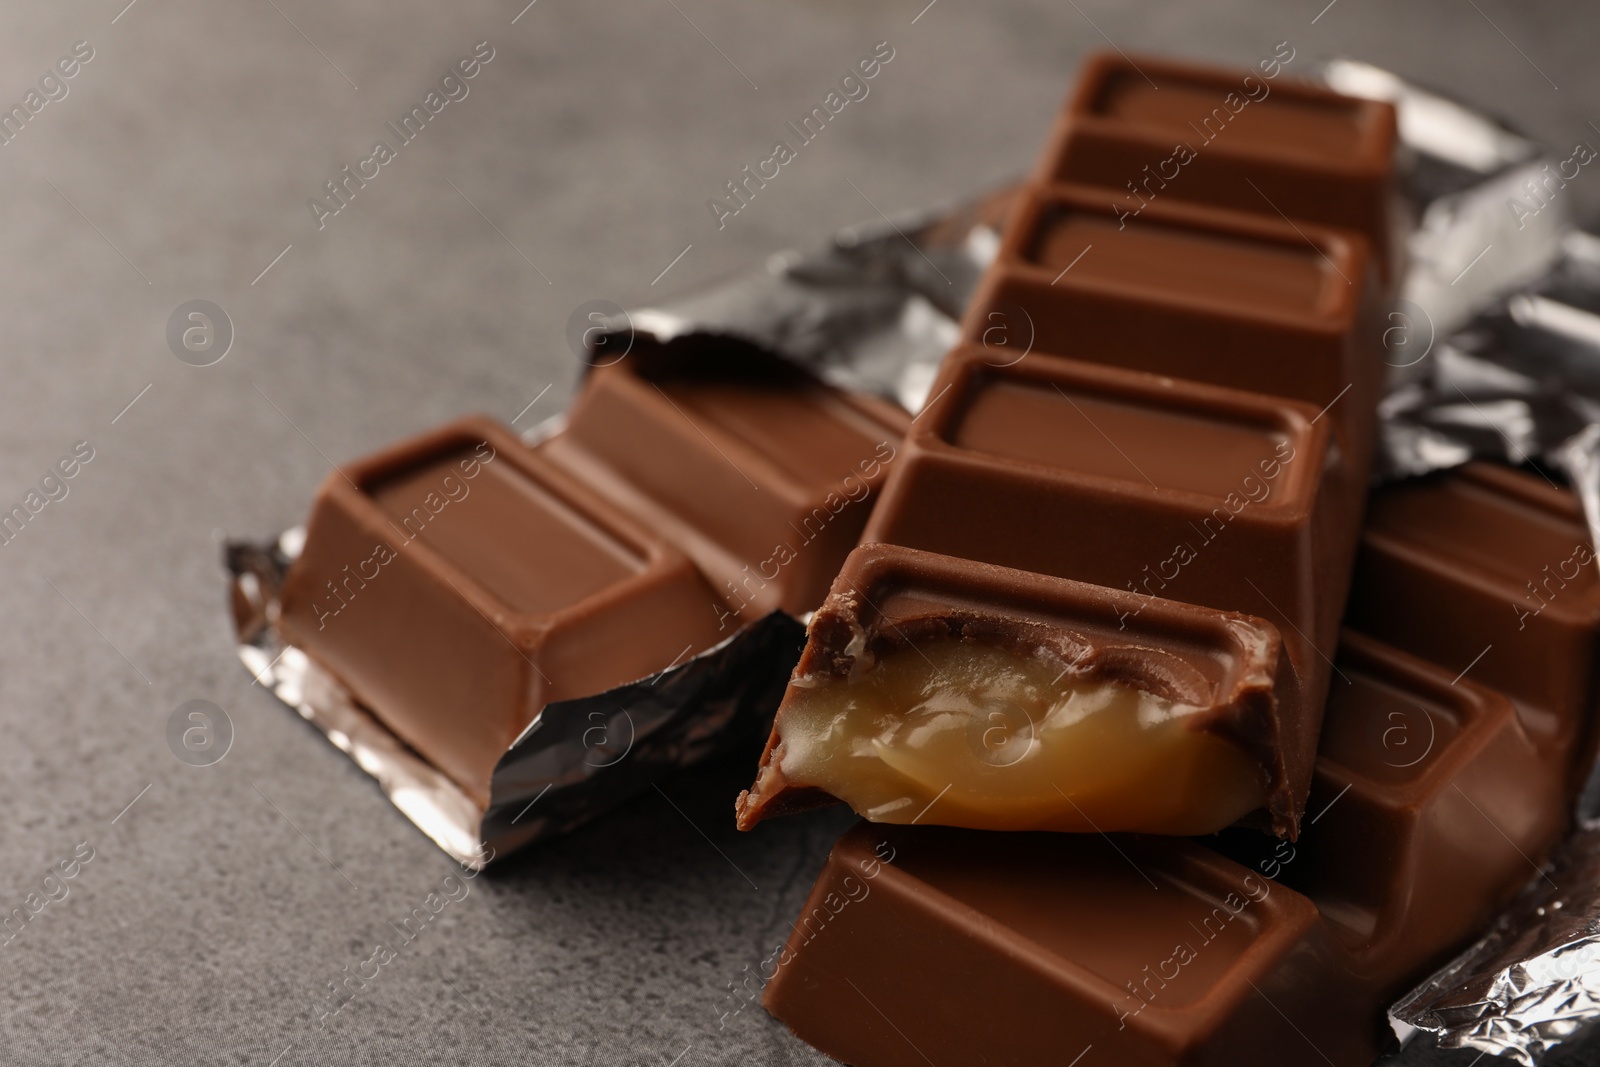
859,350 -> 1356,833
737,542 -> 1304,837
1347,462 -> 1600,789
1041,52 -> 1403,279
539,345 -> 908,627
762,823 -> 1360,1067
279,416 -> 726,805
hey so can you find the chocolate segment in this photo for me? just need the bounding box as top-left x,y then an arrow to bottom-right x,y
962,184 -> 1382,460
279,416 -> 727,805
1347,463 -> 1600,788
1043,53 -> 1403,278
762,822 -> 1359,1067
1290,631 -> 1565,993
840,71 -> 1388,843
737,542 -> 1301,837
539,345 -> 908,626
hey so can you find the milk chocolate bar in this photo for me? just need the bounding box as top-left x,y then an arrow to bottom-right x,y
782,56 -> 1395,840
736,542 -> 1298,836
539,344 -> 908,627
1041,52 -> 1404,279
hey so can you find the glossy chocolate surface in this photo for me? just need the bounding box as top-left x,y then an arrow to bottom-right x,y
370,446 -> 645,614
279,416 -> 727,805
1029,205 -> 1336,316
763,822 -> 1357,1067
540,345 -> 908,625
1044,53 -> 1402,277
1291,632 -> 1564,990
963,183 -> 1382,466
1348,463 -> 1600,787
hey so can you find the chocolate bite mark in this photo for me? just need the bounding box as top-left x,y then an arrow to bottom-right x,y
771,635 -> 1268,835
737,543 -> 1296,837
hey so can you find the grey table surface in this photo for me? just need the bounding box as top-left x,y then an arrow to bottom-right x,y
1,1 -> 1597,1064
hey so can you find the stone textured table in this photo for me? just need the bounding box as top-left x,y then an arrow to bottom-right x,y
0,1 -> 1593,1063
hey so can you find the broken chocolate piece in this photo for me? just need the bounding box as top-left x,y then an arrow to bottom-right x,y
762,822 -> 1361,1067
761,629 -> 1570,1067
737,542 -> 1303,837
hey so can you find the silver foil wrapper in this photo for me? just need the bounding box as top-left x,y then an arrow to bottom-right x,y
1324,58 -> 1566,342
595,186 -> 1012,413
225,529 -> 803,870
1390,828 -> 1600,1064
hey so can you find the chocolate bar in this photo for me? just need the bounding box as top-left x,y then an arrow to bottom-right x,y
1041,52 -> 1404,280
278,416 -> 728,805
736,543 -> 1297,836
761,469 -> 1573,1063
539,344 -> 908,627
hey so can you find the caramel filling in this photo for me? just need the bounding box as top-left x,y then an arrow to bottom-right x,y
777,638 -> 1267,834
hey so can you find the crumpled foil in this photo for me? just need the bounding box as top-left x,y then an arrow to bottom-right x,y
225,530 -> 802,869
596,186 -> 1012,413
1390,828 -> 1600,1065
1323,61 -> 1600,578
1324,58 -> 1565,342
